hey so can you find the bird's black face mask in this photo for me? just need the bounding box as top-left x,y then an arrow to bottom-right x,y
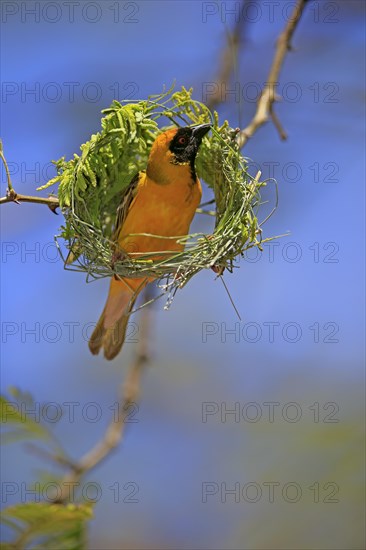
169,124 -> 211,177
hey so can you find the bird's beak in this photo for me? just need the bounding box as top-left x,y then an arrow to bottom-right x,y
191,123 -> 211,141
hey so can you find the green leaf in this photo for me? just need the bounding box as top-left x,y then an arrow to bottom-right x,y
1,395 -> 49,442
36,176 -> 60,192
1,502 -> 93,550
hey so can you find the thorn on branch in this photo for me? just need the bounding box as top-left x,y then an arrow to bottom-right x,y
48,202 -> 59,215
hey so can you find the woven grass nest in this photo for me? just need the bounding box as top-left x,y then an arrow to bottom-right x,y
39,86 -> 278,305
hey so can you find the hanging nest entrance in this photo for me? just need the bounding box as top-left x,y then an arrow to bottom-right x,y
38,86 -> 278,305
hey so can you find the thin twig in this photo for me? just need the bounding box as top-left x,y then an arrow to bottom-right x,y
237,0 -> 308,148
0,140 -> 14,192
25,443 -> 78,471
269,101 -> 288,140
206,0 -> 249,111
55,286 -> 153,503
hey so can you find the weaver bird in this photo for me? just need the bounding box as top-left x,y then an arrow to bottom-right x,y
89,123 -> 211,359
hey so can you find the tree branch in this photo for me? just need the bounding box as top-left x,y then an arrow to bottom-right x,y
236,0 -> 308,148
55,285 -> 153,504
0,188 -> 59,213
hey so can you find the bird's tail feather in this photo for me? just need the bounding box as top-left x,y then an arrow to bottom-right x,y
89,278 -> 141,360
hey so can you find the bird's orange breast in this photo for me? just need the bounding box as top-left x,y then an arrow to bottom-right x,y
118,172 -> 202,259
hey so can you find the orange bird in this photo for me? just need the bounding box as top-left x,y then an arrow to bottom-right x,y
89,123 -> 211,359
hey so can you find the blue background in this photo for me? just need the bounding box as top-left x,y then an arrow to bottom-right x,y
1,1 -> 365,548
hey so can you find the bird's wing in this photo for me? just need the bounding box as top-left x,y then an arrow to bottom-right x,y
112,171 -> 142,240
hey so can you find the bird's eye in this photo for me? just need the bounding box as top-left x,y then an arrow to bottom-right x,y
178,136 -> 187,145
